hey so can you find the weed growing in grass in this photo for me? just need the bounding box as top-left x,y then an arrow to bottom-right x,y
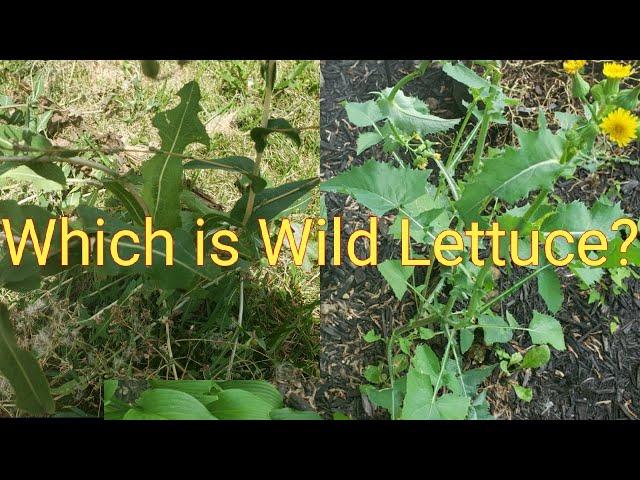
0,60 -> 319,418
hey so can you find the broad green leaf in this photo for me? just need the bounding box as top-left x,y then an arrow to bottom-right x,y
613,86 -> 640,110
542,198 -> 628,275
232,177 -> 319,224
103,380 -> 118,404
513,384 -> 533,402
0,252 -> 41,292
208,389 -> 273,420
363,329 -> 382,343
0,164 -> 66,192
528,311 -> 565,350
128,388 -> 216,420
479,314 -> 513,345
461,364 -> 496,391
103,181 -> 146,225
0,304 -> 55,415
601,238 -> 640,268
377,259 -> 413,300
361,384 -> 403,418
413,344 -> 440,379
520,345 -> 551,369
456,126 -> 568,225
269,407 -> 322,420
419,327 -> 436,340
377,88 -> 460,135
356,131 -> 383,154
105,396 -> 133,420
388,187 -> 450,244
217,380 -> 283,410
460,328 -> 475,354
250,118 -> 301,153
148,379 -> 216,397
543,198 -> 625,242
123,409 -> 166,420
149,379 -> 218,407
364,364 -> 384,384
321,159 -> 429,216
554,111 -> 581,130
142,81 -> 209,230
401,367 -> 434,419
537,266 -> 563,313
443,62 -> 491,90
0,125 -> 67,189
434,394 -> 471,420
344,100 -> 384,127
573,266 -> 604,286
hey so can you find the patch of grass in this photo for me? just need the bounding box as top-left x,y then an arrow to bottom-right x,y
0,60 -> 319,417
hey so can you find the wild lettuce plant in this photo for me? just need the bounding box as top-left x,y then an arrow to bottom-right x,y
321,60 -> 640,419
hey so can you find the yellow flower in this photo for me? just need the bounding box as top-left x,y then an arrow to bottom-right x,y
599,108 -> 639,147
603,62 -> 634,79
563,60 -> 587,75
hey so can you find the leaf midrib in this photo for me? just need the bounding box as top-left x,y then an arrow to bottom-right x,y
153,83 -> 196,218
461,158 -> 560,216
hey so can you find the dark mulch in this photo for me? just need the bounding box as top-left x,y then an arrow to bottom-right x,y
318,60 -> 640,420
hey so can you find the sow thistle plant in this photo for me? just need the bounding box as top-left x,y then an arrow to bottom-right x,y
322,60 -> 640,419
0,61 -> 319,419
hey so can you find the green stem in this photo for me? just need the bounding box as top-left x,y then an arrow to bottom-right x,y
445,325 -> 468,397
446,98 -> 478,169
0,155 -> 119,177
427,333 -> 453,416
477,263 -> 552,316
387,61 -> 431,103
471,114 -> 490,172
242,60 -> 275,226
516,188 -> 548,232
470,65 -> 502,173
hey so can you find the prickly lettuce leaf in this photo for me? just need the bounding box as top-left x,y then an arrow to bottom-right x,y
142,81 -> 209,230
456,126 -> 568,225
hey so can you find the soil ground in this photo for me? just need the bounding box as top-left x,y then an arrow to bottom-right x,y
319,60 -> 640,419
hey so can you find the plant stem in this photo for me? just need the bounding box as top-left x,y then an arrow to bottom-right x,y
433,155 -> 459,201
471,65 -> 502,173
446,98 -> 478,170
0,155 -> 119,177
516,188 -> 548,232
387,61 -> 431,103
477,263 -> 552,315
241,60 -> 276,226
165,320 -> 179,381
471,114 -> 490,172
226,279 -> 245,379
